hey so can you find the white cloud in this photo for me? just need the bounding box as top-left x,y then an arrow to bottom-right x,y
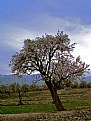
0,15 -> 91,75
0,24 -> 41,50
68,22 -> 91,69
31,15 -> 91,70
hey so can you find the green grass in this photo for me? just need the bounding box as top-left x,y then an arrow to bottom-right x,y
1,101 -> 91,114
0,104 -> 56,114
64,102 -> 91,109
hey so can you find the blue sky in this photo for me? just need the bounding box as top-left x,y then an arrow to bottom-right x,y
0,0 -> 91,75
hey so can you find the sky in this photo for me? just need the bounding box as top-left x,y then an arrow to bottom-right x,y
0,0 -> 91,75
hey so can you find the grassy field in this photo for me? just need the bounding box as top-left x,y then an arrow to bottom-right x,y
1,88 -> 91,114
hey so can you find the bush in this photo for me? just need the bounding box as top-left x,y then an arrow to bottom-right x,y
87,82 -> 91,88
79,81 -> 87,88
71,81 -> 79,88
29,84 -> 40,91
21,84 -> 29,92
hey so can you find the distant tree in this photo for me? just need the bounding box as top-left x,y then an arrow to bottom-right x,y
79,80 -> 88,88
10,31 -> 90,111
9,83 -> 28,105
0,84 -> 11,96
18,84 -> 29,105
9,83 -> 17,92
21,84 -> 29,92
71,81 -> 79,88
16,84 -> 27,105
29,83 -> 41,91
87,82 -> 91,88
41,85 -> 48,90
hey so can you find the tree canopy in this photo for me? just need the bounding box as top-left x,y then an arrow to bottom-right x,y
10,31 -> 90,111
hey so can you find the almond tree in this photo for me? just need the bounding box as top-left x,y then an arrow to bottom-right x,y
10,31 -> 89,111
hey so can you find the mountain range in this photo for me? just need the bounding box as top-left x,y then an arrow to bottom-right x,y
0,74 -> 91,85
0,74 -> 44,85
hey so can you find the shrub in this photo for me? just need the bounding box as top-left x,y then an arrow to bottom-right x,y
79,81 -> 87,88
87,82 -> 91,88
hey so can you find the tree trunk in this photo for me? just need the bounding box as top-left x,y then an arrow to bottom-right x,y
18,90 -> 23,105
45,81 -> 65,111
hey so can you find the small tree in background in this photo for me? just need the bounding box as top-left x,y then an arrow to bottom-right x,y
0,84 -> 11,96
9,82 -> 18,92
87,82 -> 91,88
18,84 -> 29,105
10,31 -> 90,111
71,80 -> 79,88
9,83 -> 29,105
79,80 -> 88,88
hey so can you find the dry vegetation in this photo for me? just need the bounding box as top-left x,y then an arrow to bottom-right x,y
1,88 -> 91,106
